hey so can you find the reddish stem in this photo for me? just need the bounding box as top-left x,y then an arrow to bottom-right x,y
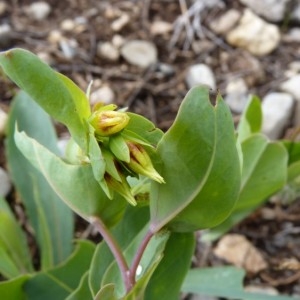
129,229 -> 154,286
89,216 -> 133,291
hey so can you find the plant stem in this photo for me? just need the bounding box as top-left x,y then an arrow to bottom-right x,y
129,229 -> 154,285
89,216 -> 132,291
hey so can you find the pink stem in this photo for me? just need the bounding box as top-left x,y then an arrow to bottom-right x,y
129,229 -> 154,286
90,216 -> 133,291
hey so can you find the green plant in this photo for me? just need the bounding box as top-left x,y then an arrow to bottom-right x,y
0,48 -> 296,299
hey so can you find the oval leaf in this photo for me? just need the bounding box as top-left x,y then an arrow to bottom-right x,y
0,48 -> 90,150
150,86 -> 241,232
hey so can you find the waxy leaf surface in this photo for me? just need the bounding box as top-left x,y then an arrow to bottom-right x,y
150,86 -> 241,232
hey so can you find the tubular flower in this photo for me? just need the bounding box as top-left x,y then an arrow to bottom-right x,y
89,110 -> 130,137
126,142 -> 165,184
104,173 -> 137,206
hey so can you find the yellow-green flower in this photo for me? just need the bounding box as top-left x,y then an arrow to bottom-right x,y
126,142 -> 165,184
89,110 -> 129,137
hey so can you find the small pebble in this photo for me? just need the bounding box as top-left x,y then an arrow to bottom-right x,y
150,20 -> 173,35
0,167 -> 11,197
111,13 -> 130,32
60,19 -> 76,32
262,92 -> 294,139
97,42 -> 120,62
226,9 -> 280,56
185,64 -> 216,90
0,107 -> 8,136
59,38 -> 78,59
112,34 -> 125,49
48,30 -> 63,44
25,1 -> 51,21
0,1 -> 7,16
37,52 -> 53,65
0,23 -> 11,46
225,78 -> 249,113
90,85 -> 115,106
210,9 -> 241,35
121,40 -> 157,69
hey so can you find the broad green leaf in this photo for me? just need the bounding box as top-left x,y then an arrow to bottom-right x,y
0,275 -> 30,300
204,134 -> 288,240
144,232 -> 195,300
89,206 -> 150,296
0,48 -> 90,150
6,92 -> 74,269
94,284 -> 117,300
150,86 -> 241,232
236,134 -> 287,211
65,272 -> 93,300
181,267 -> 295,300
14,129 -> 127,227
125,112 -> 164,146
237,95 -> 262,143
24,240 -> 95,300
0,198 -> 33,278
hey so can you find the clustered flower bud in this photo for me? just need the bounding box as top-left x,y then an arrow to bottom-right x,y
88,103 -> 164,206
89,107 -> 129,137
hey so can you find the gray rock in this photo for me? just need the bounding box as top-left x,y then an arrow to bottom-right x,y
121,40 -> 157,69
225,78 -> 249,113
282,28 -> 300,43
292,3 -> 300,22
189,295 -> 218,300
111,13 -> 129,32
185,64 -> 216,90
226,9 -> 281,56
0,107 -> 7,136
97,42 -> 120,62
210,9 -> 241,35
25,1 -> 51,21
0,167 -> 11,197
280,75 -> 300,100
239,0 -> 290,22
90,85 -> 115,106
262,92 -> 294,139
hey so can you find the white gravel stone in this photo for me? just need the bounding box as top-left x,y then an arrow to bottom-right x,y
60,19 -> 76,32
111,13 -> 130,32
0,167 -> 11,197
239,0 -> 290,22
283,28 -> 300,43
150,20 -> 173,35
25,1 -> 51,21
121,40 -> 157,69
97,42 -> 120,62
280,75 -> 300,100
48,30 -> 63,44
226,9 -> 280,56
280,75 -> 300,126
0,1 -> 7,16
262,92 -> 294,139
0,107 -> 7,136
185,64 -> 216,90
210,9 -> 241,35
225,78 -> 249,113
112,34 -> 125,48
90,85 -> 115,106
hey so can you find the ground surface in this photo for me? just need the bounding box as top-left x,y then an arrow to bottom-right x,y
0,0 -> 300,298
